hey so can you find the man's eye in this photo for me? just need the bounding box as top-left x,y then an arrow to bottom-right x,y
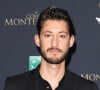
44,34 -> 51,37
60,35 -> 66,38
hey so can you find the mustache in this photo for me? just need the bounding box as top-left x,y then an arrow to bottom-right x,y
47,47 -> 62,52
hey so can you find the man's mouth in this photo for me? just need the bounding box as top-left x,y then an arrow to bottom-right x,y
47,48 -> 62,54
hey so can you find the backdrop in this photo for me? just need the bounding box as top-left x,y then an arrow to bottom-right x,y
0,0 -> 100,90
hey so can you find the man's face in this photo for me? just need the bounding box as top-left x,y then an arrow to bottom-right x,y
35,20 -> 74,64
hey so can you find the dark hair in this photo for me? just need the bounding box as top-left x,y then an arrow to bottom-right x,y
36,6 -> 75,36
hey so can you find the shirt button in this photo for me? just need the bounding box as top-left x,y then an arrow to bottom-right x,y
46,86 -> 50,89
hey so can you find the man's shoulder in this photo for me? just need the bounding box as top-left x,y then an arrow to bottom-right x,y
4,69 -> 38,90
67,70 -> 90,82
5,69 -> 37,85
4,69 -> 37,90
67,70 -> 99,90
6,69 -> 37,81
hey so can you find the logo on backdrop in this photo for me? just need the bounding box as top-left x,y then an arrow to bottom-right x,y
29,56 -> 41,70
96,17 -> 100,24
4,11 -> 39,26
95,1 -> 100,24
81,73 -> 100,81
4,6 -> 57,26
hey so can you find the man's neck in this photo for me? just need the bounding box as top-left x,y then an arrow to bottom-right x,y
39,60 -> 65,90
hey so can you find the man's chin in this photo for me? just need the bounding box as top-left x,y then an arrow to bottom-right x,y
45,58 -> 65,64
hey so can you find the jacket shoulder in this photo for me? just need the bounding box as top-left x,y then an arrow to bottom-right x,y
4,69 -> 37,90
6,69 -> 36,80
67,70 -> 99,90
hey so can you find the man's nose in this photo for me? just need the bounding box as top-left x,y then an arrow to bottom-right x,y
51,35 -> 58,47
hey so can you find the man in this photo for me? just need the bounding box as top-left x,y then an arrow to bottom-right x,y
4,7 -> 99,90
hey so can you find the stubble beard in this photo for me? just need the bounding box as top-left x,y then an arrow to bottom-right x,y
40,47 -> 69,64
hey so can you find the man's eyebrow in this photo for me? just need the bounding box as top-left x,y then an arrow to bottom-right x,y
59,31 -> 68,34
42,31 -> 52,33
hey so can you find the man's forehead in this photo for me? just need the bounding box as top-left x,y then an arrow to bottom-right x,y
40,19 -> 70,34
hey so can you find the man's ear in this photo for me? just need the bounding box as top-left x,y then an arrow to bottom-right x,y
69,35 -> 75,48
34,34 -> 40,47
